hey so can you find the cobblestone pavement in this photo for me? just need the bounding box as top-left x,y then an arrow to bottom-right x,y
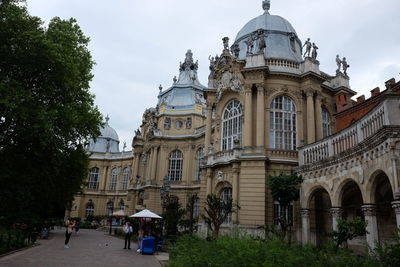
0,228 -> 161,267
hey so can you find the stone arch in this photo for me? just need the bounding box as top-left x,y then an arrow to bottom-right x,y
216,94 -> 244,118
332,178 -> 365,207
266,91 -> 301,112
369,170 -> 396,242
336,179 -> 364,220
215,180 -> 232,194
366,169 -> 395,203
307,186 -> 333,246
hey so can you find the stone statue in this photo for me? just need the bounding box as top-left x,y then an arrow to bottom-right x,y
303,38 -> 312,58
311,43 -> 318,60
246,35 -> 254,54
134,128 -> 141,136
222,37 -> 230,51
159,84 -> 162,92
342,57 -> 349,76
257,30 -> 266,54
335,55 -> 342,73
173,76 -> 177,83
186,117 -> 192,129
164,117 -> 171,130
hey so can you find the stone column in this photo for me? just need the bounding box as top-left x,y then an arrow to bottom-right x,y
300,209 -> 310,244
330,207 -> 343,231
150,146 -> 159,183
100,166 -> 108,191
392,201 -> 400,228
204,104 -> 213,155
362,204 -> 379,249
206,168 -> 213,196
314,92 -> 323,141
232,164 -> 240,223
244,87 -> 253,148
146,151 -> 153,184
306,89 -> 315,144
256,85 -> 265,147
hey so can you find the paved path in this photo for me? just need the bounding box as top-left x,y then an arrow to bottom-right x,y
0,228 -> 161,267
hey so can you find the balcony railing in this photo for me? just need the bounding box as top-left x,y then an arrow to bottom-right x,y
206,148 -> 242,166
299,95 -> 400,165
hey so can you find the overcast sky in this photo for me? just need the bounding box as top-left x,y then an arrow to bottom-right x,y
27,0 -> 400,150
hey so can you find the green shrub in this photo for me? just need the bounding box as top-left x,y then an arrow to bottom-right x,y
373,227 -> 400,267
168,235 -> 377,267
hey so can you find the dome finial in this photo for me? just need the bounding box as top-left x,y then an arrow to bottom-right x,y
262,0 -> 270,14
105,114 -> 110,124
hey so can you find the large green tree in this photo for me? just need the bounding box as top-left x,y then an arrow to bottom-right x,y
0,0 -> 102,225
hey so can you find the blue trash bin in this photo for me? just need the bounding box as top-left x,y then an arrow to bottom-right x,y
141,236 -> 155,254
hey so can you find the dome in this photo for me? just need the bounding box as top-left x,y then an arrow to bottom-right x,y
157,50 -> 206,114
232,1 -> 303,62
87,116 -> 120,153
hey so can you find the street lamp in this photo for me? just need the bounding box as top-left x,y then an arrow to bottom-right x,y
160,176 -> 171,237
107,199 -> 114,235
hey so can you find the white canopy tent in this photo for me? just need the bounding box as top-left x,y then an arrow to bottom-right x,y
129,209 -> 162,219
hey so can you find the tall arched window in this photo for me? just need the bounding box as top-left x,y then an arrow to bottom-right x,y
194,147 -> 204,181
193,198 -> 200,218
109,168 -> 118,190
88,167 -> 100,190
221,188 -> 233,224
269,96 -> 296,150
86,202 -> 94,217
168,150 -> 183,181
222,100 -> 242,151
121,167 -> 129,190
322,108 -> 331,137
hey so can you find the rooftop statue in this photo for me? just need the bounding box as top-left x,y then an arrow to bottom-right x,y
342,57 -> 350,76
303,38 -> 312,58
246,35 -> 254,54
231,44 -> 240,57
257,29 -> 266,54
222,37 -> 230,51
336,55 -> 342,74
311,42 -> 318,61
173,76 -> 177,83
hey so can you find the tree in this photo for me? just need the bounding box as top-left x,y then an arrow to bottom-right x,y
268,173 -> 303,242
180,193 -> 199,234
0,0 -> 102,225
163,195 -> 185,238
202,194 -> 238,239
332,217 -> 367,249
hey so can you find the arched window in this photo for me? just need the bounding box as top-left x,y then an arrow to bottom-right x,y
269,96 -> 296,150
221,188 -> 233,224
121,168 -> 129,190
87,167 -> 100,190
109,168 -> 118,190
86,202 -> 94,217
322,108 -> 331,137
222,100 -> 242,151
194,147 -> 204,181
168,150 -> 183,181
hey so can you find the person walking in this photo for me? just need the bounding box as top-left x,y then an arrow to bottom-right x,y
64,220 -> 75,248
123,222 -> 133,249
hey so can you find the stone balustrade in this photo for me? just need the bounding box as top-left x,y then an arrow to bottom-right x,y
266,59 -> 300,69
299,95 -> 400,165
206,148 -> 242,166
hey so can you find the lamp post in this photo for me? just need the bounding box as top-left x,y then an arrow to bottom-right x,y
160,176 -> 170,237
107,199 -> 114,235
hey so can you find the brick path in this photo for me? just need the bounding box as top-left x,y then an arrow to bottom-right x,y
0,228 -> 161,267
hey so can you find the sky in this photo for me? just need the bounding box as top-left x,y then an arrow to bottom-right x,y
27,0 -> 400,150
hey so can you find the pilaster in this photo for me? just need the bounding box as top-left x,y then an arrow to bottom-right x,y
362,204 -> 378,249
315,92 -> 323,141
330,207 -> 343,231
244,87 -> 253,148
204,104 -> 212,155
392,201 -> 400,228
306,89 -> 315,144
256,85 -> 265,147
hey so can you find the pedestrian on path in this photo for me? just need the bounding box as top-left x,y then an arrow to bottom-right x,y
75,221 -> 80,235
123,222 -> 133,249
64,220 -> 75,248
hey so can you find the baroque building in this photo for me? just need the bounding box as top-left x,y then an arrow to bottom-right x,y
68,0 -> 400,247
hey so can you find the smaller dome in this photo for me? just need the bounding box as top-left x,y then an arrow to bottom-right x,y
87,116 -> 120,153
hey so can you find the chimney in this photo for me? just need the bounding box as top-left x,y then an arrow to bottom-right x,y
336,93 -> 350,112
385,78 -> 396,89
357,95 -> 365,103
370,87 -> 380,97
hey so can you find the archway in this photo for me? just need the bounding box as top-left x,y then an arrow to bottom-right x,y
341,181 -> 363,220
309,188 -> 332,246
373,171 -> 396,242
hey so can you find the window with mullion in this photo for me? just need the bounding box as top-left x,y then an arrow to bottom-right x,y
168,150 -> 183,181
88,167 -> 100,190
269,96 -> 296,150
221,100 -> 242,151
